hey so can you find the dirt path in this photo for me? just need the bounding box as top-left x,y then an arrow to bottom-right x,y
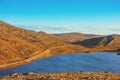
0,49 -> 50,69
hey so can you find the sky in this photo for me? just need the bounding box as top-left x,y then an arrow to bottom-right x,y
0,0 -> 120,35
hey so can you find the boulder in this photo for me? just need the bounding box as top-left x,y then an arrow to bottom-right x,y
117,52 -> 120,55
27,72 -> 34,75
10,72 -> 19,78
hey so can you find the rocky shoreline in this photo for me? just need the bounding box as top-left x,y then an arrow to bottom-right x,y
0,72 -> 120,80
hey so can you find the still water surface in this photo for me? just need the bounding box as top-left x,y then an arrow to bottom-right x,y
0,52 -> 120,77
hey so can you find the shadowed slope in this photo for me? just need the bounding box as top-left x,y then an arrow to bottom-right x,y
73,35 -> 120,50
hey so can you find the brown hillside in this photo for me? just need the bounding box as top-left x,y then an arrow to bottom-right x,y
0,21 -> 66,64
0,21 -> 65,49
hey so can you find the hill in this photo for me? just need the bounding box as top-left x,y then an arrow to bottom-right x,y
0,21 -> 66,49
54,32 -> 101,43
73,35 -> 120,50
0,21 -> 66,64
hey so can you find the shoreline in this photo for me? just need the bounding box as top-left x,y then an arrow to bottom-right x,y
0,45 -> 118,69
0,72 -> 120,80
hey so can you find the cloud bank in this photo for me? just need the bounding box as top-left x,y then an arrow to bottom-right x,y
18,25 -> 120,35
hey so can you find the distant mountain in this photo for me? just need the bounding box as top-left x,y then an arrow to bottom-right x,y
54,32 -> 101,43
107,34 -> 120,36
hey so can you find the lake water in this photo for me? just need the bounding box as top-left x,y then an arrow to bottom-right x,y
0,52 -> 120,77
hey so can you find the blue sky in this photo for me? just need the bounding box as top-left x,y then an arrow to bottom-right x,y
0,0 -> 120,34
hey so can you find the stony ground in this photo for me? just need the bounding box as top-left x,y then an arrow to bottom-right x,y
0,72 -> 120,80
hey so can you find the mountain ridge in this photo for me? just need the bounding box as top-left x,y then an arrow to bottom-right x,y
54,32 -> 101,43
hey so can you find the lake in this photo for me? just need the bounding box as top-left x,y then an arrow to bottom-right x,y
0,52 -> 120,77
